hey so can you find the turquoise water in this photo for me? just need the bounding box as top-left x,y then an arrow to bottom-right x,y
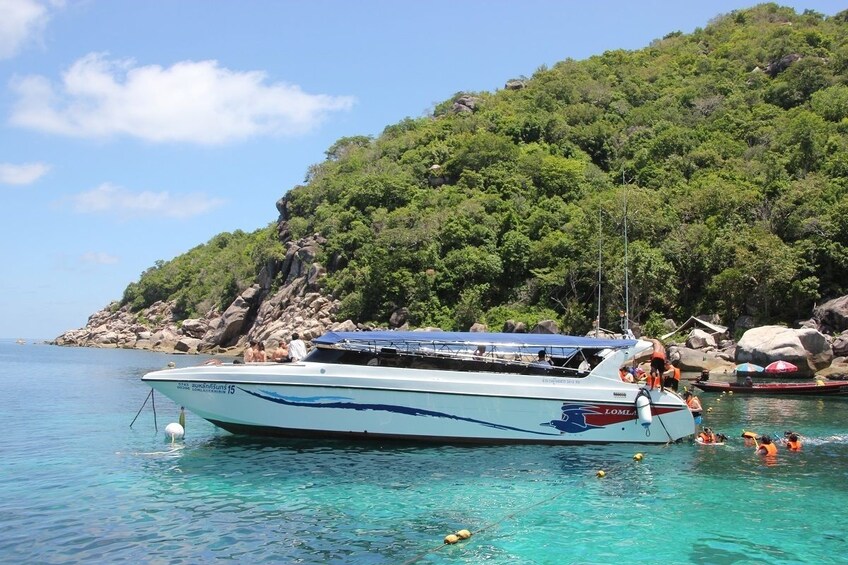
1,340 -> 848,564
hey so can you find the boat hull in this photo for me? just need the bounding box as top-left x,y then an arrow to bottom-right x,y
692,380 -> 848,396
143,363 -> 694,444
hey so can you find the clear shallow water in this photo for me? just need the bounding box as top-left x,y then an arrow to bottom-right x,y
1,340 -> 847,564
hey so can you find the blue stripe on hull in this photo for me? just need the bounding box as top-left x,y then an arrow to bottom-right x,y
242,388 -> 560,437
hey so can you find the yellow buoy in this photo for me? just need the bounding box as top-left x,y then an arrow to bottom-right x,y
728,391 -> 733,395
633,453 -> 643,461
707,407 -> 713,412
597,470 -> 606,478
444,534 -> 459,545
456,529 -> 472,540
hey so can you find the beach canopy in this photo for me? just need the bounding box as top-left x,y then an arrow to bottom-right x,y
764,360 -> 798,373
735,362 -> 764,373
314,330 -> 638,350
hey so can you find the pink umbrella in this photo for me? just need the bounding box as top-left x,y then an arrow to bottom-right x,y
764,360 -> 798,373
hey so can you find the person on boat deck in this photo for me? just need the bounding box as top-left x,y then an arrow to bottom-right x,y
683,391 -> 703,425
532,349 -> 552,368
254,341 -> 267,362
663,360 -> 681,392
271,341 -> 289,363
474,345 -> 486,358
648,338 -> 667,389
783,432 -> 802,451
288,333 -> 308,362
756,435 -> 778,456
619,366 -> 635,383
243,341 -> 257,363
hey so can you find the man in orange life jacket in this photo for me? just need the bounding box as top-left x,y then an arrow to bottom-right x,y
784,432 -> 802,451
698,427 -> 717,443
648,338 -> 666,390
756,435 -> 778,456
663,359 -> 681,392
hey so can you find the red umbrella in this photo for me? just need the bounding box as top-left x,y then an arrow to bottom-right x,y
764,360 -> 798,373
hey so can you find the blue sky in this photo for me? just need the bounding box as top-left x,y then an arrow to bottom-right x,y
1,0 -> 843,339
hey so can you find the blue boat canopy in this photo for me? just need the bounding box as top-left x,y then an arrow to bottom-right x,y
313,330 -> 637,350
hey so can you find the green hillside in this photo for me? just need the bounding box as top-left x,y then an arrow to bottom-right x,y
120,4 -> 848,335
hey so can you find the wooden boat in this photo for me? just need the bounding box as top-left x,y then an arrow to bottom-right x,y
692,380 -> 848,396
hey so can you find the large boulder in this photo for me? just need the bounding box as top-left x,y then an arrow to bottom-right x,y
667,345 -> 734,375
686,328 -> 716,350
832,331 -> 848,358
736,326 -> 833,377
814,295 -> 848,334
530,320 -> 559,334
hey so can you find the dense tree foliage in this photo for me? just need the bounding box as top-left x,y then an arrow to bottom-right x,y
123,4 -> 848,334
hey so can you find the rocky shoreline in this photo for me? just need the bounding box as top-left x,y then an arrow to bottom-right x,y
52,220 -> 848,380
53,232 -> 356,356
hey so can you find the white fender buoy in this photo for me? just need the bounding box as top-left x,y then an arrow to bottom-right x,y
635,392 -> 652,429
165,422 -> 184,442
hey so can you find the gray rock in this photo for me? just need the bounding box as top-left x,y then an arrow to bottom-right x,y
830,332 -> 848,357
814,295 -> 848,334
686,328 -> 716,350
180,318 -> 207,339
175,337 -> 201,353
736,326 -> 833,377
530,320 -> 559,334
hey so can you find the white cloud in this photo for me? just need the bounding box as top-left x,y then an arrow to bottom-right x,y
80,251 -> 118,265
0,161 -> 50,185
10,53 -> 356,144
67,182 -> 225,219
0,0 -> 51,60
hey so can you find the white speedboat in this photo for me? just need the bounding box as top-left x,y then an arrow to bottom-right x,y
141,331 -> 694,444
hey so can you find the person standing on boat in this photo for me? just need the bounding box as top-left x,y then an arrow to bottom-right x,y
648,338 -> 667,390
663,360 -> 681,392
288,333 -> 308,362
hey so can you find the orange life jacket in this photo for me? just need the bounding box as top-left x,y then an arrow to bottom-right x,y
672,367 -> 681,382
786,440 -> 801,451
759,443 -> 778,456
699,432 -> 715,443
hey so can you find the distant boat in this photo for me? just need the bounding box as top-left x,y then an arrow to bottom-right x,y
15,339 -> 25,345
692,380 -> 848,396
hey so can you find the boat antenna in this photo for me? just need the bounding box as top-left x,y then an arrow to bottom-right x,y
622,171 -> 630,337
596,208 -> 602,338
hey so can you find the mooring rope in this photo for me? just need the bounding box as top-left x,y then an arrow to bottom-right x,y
129,388 -> 158,432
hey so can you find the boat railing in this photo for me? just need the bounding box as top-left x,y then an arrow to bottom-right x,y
311,343 -> 591,377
